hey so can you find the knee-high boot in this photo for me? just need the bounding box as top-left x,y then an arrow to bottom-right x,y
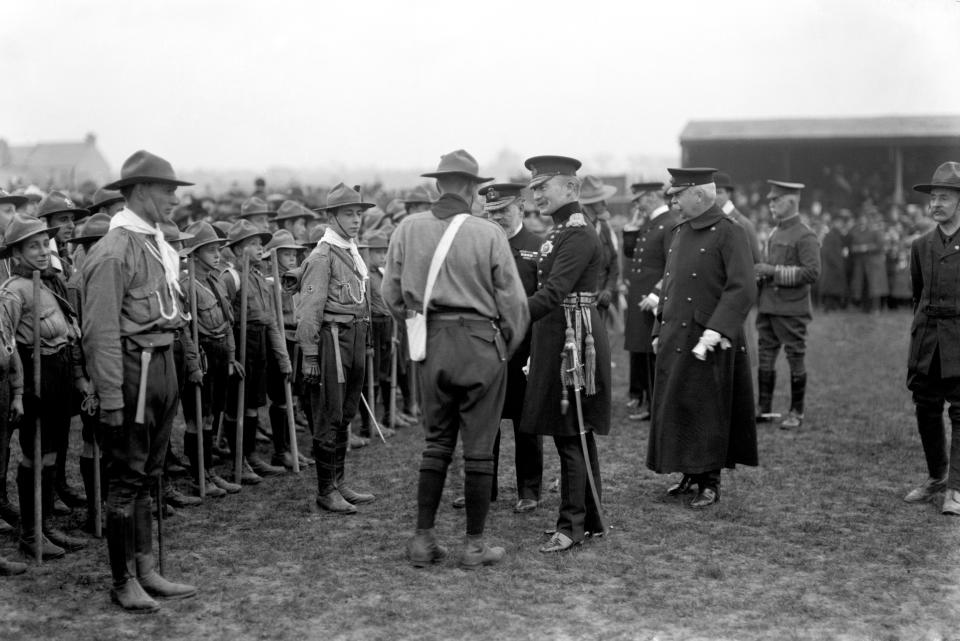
106,501 -> 158,613
790,373 -> 807,415
133,494 -> 197,600
314,440 -> 355,514
17,465 -> 64,559
245,415 -> 284,477
79,456 -> 103,535
335,436 -> 374,505
269,405 -> 292,468
757,370 -> 776,419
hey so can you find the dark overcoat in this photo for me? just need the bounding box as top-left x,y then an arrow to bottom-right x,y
622,208 -> 681,353
907,228 -> 960,387
502,225 -> 542,421
819,228 -> 848,298
646,205 -> 758,474
520,202 -> 611,437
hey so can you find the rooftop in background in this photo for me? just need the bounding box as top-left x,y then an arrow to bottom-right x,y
680,115 -> 960,144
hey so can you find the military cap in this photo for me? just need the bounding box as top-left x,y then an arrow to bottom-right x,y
88,187 -> 125,213
665,167 -> 718,195
239,196 -> 274,219
579,175 -> 618,205
36,191 -> 89,219
525,155 -> 582,189
0,214 -> 62,258
273,200 -> 315,222
766,180 -> 805,199
401,184 -> 437,205
630,181 -> 665,195
69,212 -> 111,244
421,149 -> 492,183
713,172 -> 735,191
104,150 -> 193,190
226,219 -> 272,248
479,182 -> 526,212
913,161 -> 960,194
181,222 -> 228,255
263,229 -> 306,255
318,183 -> 377,212
357,230 -> 390,250
0,189 -> 28,208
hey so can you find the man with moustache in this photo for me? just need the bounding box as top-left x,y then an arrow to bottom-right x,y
647,168 -> 757,509
903,162 -> 960,515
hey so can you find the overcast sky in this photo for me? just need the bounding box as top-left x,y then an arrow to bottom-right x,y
3,0 -> 958,174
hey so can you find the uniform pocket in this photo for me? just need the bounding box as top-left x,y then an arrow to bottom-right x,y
124,283 -> 160,325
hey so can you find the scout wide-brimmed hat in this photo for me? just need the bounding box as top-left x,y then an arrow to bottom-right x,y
88,187 -> 124,213
0,189 -> 28,208
579,175 -> 618,205
0,214 -> 62,258
263,229 -> 306,256
239,196 -> 274,219
226,219 -> 272,248
914,161 -> 960,194
318,183 -> 377,212
104,150 -> 194,190
421,149 -> 492,183
159,221 -> 195,244
357,230 -> 389,250
181,221 -> 228,255
36,191 -> 89,220
273,200 -> 316,222
68,212 -> 111,244
401,184 -> 438,205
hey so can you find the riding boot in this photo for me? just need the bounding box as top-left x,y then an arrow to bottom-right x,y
134,496 -> 197,600
315,441 -> 355,514
790,373 -> 807,416
55,438 -> 86,508
335,440 -> 374,505
41,466 -> 86,552
245,415 -> 283,476
756,369 -> 776,419
17,465 -> 64,560
79,456 -> 102,535
268,405 -> 291,468
0,422 -> 18,527
107,502 -> 159,613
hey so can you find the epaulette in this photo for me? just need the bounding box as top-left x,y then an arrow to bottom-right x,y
567,213 -> 587,227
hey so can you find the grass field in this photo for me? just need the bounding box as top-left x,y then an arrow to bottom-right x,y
1,309 -> 958,641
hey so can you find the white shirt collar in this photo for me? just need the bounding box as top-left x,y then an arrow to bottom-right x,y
650,204 -> 669,220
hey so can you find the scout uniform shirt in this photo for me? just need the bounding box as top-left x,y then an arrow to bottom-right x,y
908,226 -> 960,381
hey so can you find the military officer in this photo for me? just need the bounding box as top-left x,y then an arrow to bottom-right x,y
904,162 -> 960,515
647,167 -> 757,509
578,176 -> 620,319
622,181 -> 678,421
83,150 -> 197,612
755,180 -> 821,429
519,156 -> 611,553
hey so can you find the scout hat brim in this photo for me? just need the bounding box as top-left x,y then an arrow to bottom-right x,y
226,231 -> 273,248
580,184 -> 618,205
104,176 -> 194,190
0,194 -> 28,208
0,226 -> 63,259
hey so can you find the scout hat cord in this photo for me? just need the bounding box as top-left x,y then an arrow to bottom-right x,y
407,213 -> 469,362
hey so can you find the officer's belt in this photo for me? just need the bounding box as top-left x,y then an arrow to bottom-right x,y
429,311 -> 492,323
923,305 -> 960,318
563,292 -> 597,307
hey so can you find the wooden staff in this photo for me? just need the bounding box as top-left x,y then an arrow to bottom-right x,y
188,255 -> 205,497
31,270 -> 42,564
269,254 -> 299,474
234,253 -> 250,485
389,319 -> 398,431
362,246 -> 377,436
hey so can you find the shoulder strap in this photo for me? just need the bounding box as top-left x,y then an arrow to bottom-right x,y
422,214 -> 468,314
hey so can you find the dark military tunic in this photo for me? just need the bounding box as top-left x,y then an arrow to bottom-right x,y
502,225 -> 541,421
908,228 -> 960,383
622,207 -> 681,353
520,202 -> 611,437
647,205 -> 757,474
757,215 -> 821,317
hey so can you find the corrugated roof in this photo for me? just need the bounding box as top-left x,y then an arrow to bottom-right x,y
680,115 -> 960,142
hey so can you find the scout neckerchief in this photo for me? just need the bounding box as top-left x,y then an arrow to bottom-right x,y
109,207 -> 183,296
316,227 -> 368,281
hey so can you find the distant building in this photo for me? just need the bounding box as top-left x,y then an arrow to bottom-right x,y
0,132 -> 112,189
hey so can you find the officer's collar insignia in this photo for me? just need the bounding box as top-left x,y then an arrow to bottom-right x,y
568,212 -> 586,227
539,240 -> 554,257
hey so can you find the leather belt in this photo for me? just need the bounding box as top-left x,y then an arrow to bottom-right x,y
923,305 -> 960,318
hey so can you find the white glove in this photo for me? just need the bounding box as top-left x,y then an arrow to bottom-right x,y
522,357 -> 530,377
639,293 -> 660,312
651,337 -> 659,354
692,329 -> 725,360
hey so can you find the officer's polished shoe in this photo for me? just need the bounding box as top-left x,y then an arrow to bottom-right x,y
0,554 -> 27,576
904,477 -> 947,503
666,475 -> 695,496
43,525 -> 87,552
690,487 -> 720,509
338,484 -> 375,505
210,474 -> 241,494
316,490 -> 357,514
111,578 -> 160,613
780,410 -> 803,430
164,486 -> 202,509
138,569 -> 197,600
514,499 -> 538,513
539,532 -> 578,553
943,489 -> 960,516
451,496 -> 465,509
459,535 -> 505,569
247,455 -> 284,477
406,528 -> 448,568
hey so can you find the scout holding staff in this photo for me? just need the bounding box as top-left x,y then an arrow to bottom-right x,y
0,214 -> 89,571
295,183 -> 376,514
179,222 -> 244,497
222,219 -> 292,483
519,156 -> 612,554
83,150 -> 197,612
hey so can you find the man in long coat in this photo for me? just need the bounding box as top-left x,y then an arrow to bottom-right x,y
647,167 -> 757,509
519,156 -> 611,553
